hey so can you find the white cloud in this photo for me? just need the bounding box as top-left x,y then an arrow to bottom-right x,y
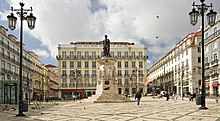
31,49 -> 50,59
2,0 -> 220,67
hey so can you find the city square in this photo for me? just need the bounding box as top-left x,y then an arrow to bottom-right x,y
0,0 -> 220,120
1,97 -> 220,121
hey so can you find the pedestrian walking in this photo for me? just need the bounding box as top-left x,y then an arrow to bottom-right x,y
135,89 -> 142,106
166,91 -> 169,101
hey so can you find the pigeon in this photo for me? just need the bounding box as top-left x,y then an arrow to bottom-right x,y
156,15 -> 159,19
156,36 -> 159,39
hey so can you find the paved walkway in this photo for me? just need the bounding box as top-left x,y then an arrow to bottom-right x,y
1,97 -> 220,121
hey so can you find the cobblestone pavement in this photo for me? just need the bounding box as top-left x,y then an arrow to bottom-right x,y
1,97 -> 220,121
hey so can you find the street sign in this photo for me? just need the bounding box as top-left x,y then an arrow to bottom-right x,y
24,83 -> 28,89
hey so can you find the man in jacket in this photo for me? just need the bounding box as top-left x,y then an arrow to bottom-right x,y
135,89 -> 142,106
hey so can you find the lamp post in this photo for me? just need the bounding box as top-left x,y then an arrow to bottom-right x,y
163,66 -> 166,93
74,69 -> 80,100
189,0 -> 217,109
132,67 -> 140,93
7,2 -> 36,116
181,72 -> 184,100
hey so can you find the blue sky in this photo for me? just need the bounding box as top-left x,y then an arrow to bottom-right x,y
0,0 -> 220,68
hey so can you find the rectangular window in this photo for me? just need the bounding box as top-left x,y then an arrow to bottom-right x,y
92,79 -> 97,86
186,59 -> 189,67
198,57 -> 201,63
132,51 -> 135,58
85,51 -> 89,58
139,61 -> 143,68
92,61 -> 96,68
92,51 -> 96,58
77,51 -> 81,57
85,70 -> 89,76
214,53 -> 218,60
132,61 -> 136,68
62,51 -> 66,58
125,61 -> 128,68
92,70 -> 96,77
62,61 -> 66,68
85,61 -> 89,68
77,61 -> 81,68
70,61 -> 74,68
70,51 -> 74,58
118,70 -> 122,76
198,47 -> 201,52
124,51 -> 128,58
118,79 -> 122,85
117,51 -> 121,57
110,51 -> 114,57
125,70 -> 129,76
186,49 -> 188,55
138,51 -> 142,57
118,61 -> 121,68
62,70 -> 66,76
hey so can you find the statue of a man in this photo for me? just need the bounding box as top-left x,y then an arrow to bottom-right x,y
103,35 -> 111,57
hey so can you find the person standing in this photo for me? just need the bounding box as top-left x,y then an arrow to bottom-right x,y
135,89 -> 142,106
166,91 -> 170,101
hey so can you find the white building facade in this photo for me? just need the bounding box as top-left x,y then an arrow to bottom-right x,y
147,31 -> 202,96
204,14 -> 220,97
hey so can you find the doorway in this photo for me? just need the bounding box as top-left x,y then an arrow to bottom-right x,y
4,83 -> 17,104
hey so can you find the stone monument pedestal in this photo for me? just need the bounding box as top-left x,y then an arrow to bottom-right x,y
85,57 -> 128,103
95,57 -> 127,103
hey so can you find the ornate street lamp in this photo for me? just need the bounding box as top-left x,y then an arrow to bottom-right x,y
132,67 -> 140,93
189,0 -> 217,109
7,2 -> 36,116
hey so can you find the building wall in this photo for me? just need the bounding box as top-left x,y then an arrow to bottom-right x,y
57,42 -> 147,99
204,14 -> 220,97
147,31 -> 202,96
0,25 -> 59,104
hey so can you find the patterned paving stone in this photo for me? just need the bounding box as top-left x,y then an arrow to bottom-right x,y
1,97 -> 220,121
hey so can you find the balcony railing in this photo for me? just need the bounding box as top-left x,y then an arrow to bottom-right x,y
69,83 -> 75,87
91,74 -> 96,77
61,83 -> 68,87
211,59 -> 218,66
124,83 -> 130,86
205,63 -> 209,68
211,73 -> 219,78
205,75 -> 210,80
118,83 -> 123,86
124,74 -> 130,77
205,29 -> 220,43
117,74 -> 122,77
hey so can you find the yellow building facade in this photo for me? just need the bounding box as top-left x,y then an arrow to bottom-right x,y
57,41 -> 147,99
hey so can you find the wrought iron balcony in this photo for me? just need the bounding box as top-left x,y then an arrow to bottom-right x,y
211,73 -> 219,78
211,59 -> 218,66
205,63 -> 209,68
61,83 -> 68,87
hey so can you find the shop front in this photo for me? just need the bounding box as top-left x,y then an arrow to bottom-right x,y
212,81 -> 219,96
0,80 -> 18,104
61,89 -> 85,100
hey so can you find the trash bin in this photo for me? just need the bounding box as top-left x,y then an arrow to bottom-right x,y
22,101 -> 28,112
196,94 -> 202,105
